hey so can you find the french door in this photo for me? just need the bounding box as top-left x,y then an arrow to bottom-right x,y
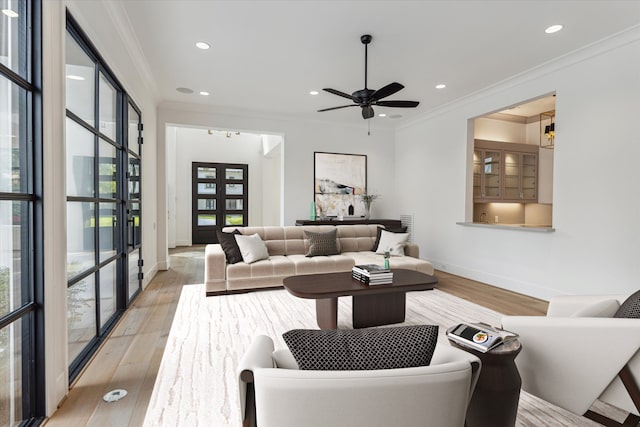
192,162 -> 248,244
65,14 -> 143,381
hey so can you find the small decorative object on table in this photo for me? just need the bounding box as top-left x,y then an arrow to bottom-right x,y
384,251 -> 390,269
310,201 -> 316,220
360,193 -> 379,219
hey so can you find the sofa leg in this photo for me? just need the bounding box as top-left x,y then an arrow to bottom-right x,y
583,365 -> 640,427
243,382 -> 257,427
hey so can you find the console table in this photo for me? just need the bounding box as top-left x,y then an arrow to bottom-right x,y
295,218 -> 402,229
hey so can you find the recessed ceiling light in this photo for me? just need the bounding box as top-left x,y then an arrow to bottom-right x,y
176,87 -> 194,94
309,90 -> 319,95
66,75 -> 85,81
199,91 -> 210,96
435,84 -> 446,89
545,24 -> 563,34
378,113 -> 387,117
2,9 -> 18,18
195,42 -> 210,50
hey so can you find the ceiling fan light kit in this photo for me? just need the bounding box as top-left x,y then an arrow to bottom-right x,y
318,34 -> 419,120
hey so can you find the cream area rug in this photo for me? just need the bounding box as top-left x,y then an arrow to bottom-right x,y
143,284 -> 602,426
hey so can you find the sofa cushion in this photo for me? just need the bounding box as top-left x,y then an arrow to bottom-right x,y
304,229 -> 340,257
217,229 -> 243,264
282,325 -> 439,371
570,299 -> 620,318
372,226 -> 407,252
235,233 -> 270,264
614,289 -> 640,318
375,230 -> 410,256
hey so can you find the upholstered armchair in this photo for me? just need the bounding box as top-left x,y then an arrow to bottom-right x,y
238,334 -> 481,427
502,293 -> 640,426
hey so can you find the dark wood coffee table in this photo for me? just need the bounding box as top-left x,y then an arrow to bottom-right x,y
283,269 -> 437,329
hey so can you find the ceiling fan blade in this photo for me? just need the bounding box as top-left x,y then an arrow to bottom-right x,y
375,100 -> 419,108
323,88 -> 355,100
362,105 -> 374,119
371,82 -> 404,101
317,105 -> 357,112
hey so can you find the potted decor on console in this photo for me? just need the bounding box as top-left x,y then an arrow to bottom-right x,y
360,193 -> 380,219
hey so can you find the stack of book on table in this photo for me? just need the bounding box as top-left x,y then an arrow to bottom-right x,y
352,264 -> 393,285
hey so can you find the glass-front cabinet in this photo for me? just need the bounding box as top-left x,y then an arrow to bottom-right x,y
474,140 -> 538,203
504,151 -> 537,201
473,149 -> 501,201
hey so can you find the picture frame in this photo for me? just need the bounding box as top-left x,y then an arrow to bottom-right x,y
314,152 -> 367,217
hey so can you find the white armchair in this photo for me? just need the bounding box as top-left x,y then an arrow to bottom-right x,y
502,293 -> 640,426
238,334 -> 481,427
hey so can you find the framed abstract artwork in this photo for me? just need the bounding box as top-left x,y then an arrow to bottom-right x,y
314,152 -> 367,217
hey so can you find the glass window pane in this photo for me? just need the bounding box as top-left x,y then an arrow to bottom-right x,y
67,275 -> 96,363
99,261 -> 117,328
225,199 -> 243,210
226,183 -> 243,195
128,155 -> 140,199
198,199 -> 216,210
0,0 -> 27,78
0,317 -> 23,426
127,104 -> 139,156
99,73 -> 116,140
0,76 -> 27,193
129,201 -> 141,247
65,32 -> 95,126
198,167 -> 216,179
128,248 -> 139,299
226,168 -> 243,180
66,119 -> 94,197
198,183 -> 216,195
66,202 -> 95,280
98,140 -> 117,198
0,200 -> 27,318
197,214 -> 216,226
225,214 -> 243,226
99,203 -> 116,262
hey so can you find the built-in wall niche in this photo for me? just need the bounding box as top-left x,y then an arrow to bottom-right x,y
470,94 -> 555,228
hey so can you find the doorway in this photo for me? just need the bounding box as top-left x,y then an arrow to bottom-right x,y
191,162 -> 248,244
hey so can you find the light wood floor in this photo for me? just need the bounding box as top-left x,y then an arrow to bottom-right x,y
44,247 -> 547,426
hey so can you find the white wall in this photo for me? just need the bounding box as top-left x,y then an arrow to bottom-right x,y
262,135 -> 283,225
395,27 -> 640,299
156,105 -> 396,266
43,0 -> 160,415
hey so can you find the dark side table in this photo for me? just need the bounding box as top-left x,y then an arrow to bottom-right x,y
448,338 -> 522,427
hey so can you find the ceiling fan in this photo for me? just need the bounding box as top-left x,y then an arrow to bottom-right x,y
318,34 -> 419,120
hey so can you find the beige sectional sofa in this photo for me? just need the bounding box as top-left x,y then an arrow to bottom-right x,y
205,224 -> 434,295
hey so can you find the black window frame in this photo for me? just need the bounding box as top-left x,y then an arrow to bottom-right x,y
0,0 -> 45,424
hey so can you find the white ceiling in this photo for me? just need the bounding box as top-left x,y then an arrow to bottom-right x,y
120,1 -> 640,125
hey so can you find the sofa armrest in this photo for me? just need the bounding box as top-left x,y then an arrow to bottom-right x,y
238,335 -> 275,426
204,244 -> 227,293
405,243 -> 419,258
501,316 -> 640,414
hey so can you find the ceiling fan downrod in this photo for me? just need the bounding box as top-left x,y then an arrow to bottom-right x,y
361,34 -> 372,90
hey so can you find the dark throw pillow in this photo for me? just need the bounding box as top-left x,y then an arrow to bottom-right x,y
216,229 -> 243,264
304,229 -> 339,257
282,325 -> 438,371
614,289 -> 640,318
372,226 -> 407,252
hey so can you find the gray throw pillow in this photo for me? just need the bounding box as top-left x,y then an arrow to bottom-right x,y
304,229 -> 339,257
282,325 -> 438,371
614,289 -> 640,318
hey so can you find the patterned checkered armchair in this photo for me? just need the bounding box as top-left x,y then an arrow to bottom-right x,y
238,333 -> 481,427
502,291 -> 640,426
